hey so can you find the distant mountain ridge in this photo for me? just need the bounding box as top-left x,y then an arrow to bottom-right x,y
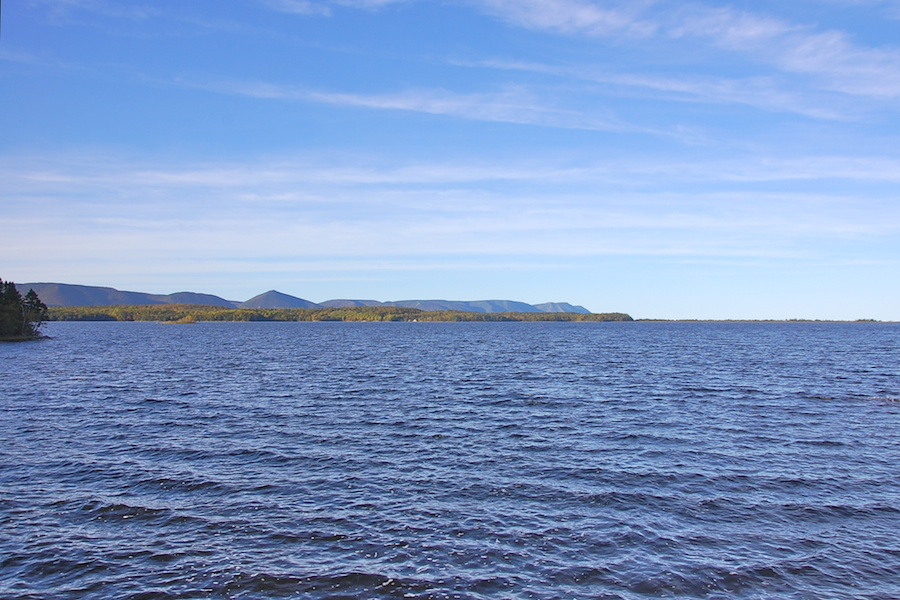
21,283 -> 238,309
240,290 -> 320,309
21,283 -> 592,314
382,299 -> 540,313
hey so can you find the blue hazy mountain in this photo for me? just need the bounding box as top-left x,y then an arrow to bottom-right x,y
239,290 -> 320,309
533,302 -> 591,314
319,299 -> 385,308
164,292 -> 239,307
322,299 -> 590,313
383,299 -> 539,313
21,283 -> 591,313
21,283 -> 238,308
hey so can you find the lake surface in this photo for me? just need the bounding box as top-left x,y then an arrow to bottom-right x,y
2,321 -> 899,599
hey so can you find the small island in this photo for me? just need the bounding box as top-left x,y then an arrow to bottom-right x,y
0,278 -> 49,341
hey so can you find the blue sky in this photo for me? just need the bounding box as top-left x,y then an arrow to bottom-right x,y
2,0 -> 899,318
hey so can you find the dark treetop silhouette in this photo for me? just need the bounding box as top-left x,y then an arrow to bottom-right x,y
0,279 -> 48,340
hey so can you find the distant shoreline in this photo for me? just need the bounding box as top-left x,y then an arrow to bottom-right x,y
635,319 -> 888,323
46,304 -> 633,323
43,305 -> 892,323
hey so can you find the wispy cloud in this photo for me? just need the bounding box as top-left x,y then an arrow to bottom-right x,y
196,80 -> 637,132
37,0 -> 900,103
0,48 -> 69,68
672,6 -> 795,48
472,58 -> 853,119
333,0 -> 412,7
676,6 -> 900,99
471,0 -> 656,36
10,152 -> 900,195
4,150 -> 897,305
262,0 -> 409,16
26,0 -> 262,37
469,1 -> 900,102
29,0 -> 161,20
261,0 -> 332,16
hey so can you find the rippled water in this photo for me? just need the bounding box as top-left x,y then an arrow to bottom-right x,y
2,321 -> 899,599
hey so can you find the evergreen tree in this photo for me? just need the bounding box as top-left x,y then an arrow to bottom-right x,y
0,279 -> 22,337
0,278 -> 48,339
23,289 -> 49,337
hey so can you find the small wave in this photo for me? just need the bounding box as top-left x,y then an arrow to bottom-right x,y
121,571 -> 437,600
624,562 -> 790,597
136,476 -> 227,494
792,439 -> 846,447
81,500 -> 174,523
801,393 -> 836,401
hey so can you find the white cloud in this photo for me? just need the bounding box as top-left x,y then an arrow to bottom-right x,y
38,0 -> 900,103
261,0 -> 331,15
474,58 -> 854,119
777,30 -> 900,97
677,6 -> 900,98
471,1 -> 900,101
30,0 -> 160,20
333,0 -> 411,7
671,6 -> 795,47
472,0 -> 655,36
202,80 -> 636,132
262,0 -> 409,15
9,152 -> 900,202
4,150 -> 898,307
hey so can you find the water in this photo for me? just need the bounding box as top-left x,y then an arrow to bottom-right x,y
2,321 -> 899,599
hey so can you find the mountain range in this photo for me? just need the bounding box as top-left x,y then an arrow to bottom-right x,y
21,283 -> 592,314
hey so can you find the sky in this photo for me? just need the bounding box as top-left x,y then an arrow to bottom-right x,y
2,0 -> 899,319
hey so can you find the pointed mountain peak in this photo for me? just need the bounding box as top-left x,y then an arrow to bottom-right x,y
238,290 -> 320,309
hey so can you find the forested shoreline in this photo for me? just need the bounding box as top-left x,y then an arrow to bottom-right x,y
47,304 -> 633,323
1,279 -> 49,341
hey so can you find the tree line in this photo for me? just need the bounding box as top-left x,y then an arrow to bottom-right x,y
47,304 -> 633,323
0,278 -> 49,340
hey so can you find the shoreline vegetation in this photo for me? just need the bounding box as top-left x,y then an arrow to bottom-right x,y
43,305 -> 887,323
0,278 -> 48,342
48,304 -> 634,323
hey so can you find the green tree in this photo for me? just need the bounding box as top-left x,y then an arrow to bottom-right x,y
23,289 -> 49,336
0,279 -> 23,337
0,278 -> 48,339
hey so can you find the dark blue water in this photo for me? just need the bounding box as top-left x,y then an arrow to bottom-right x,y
2,322 -> 899,599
